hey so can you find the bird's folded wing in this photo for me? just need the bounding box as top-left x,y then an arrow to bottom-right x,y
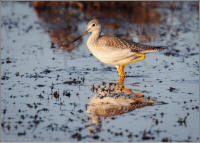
98,36 -> 166,54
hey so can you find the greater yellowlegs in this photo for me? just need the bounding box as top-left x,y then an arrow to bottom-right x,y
73,19 -> 166,77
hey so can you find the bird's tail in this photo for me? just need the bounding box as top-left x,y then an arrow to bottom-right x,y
132,42 -> 167,54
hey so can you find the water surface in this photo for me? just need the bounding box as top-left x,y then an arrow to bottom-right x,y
1,2 -> 199,142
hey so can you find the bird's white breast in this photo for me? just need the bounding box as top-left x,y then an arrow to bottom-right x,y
87,41 -> 134,65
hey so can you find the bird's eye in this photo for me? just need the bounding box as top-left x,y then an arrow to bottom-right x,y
92,24 -> 96,27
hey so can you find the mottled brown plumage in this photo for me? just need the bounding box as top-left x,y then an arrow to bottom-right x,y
98,35 -> 166,54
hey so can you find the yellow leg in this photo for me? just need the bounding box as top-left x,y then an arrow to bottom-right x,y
117,74 -> 144,98
118,65 -> 125,77
117,53 -> 146,77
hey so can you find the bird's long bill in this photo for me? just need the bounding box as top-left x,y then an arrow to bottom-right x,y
71,30 -> 89,43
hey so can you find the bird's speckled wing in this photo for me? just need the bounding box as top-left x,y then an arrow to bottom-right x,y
98,36 -> 133,50
98,36 -> 166,54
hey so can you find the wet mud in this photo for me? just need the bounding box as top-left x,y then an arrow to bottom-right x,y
1,1 -> 199,142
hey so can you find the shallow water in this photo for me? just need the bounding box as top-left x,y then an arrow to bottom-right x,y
1,2 -> 199,142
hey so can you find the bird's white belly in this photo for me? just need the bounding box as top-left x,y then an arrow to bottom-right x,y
87,45 -> 135,65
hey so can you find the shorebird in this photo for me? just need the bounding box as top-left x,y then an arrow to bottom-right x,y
72,19 -> 166,77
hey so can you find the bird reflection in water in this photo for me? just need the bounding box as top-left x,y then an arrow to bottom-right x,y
86,77 -> 166,132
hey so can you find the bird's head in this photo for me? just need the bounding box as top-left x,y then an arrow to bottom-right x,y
71,19 -> 101,43
86,19 -> 101,33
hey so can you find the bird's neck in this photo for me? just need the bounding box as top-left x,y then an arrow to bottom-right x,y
87,30 -> 101,46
